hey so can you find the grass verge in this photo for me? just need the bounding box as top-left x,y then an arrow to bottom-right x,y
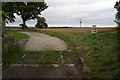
3,44 -> 24,64
3,30 -> 29,64
5,30 -> 29,40
21,51 -> 71,64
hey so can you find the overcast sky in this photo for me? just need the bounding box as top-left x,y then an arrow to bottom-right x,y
7,0 -> 118,27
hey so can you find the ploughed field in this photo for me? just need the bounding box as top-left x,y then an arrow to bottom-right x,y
7,27 -> 115,33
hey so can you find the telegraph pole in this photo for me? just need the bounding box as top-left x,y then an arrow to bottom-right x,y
80,19 -> 82,27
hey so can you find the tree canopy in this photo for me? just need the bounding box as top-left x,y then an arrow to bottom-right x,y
114,0 -> 120,38
2,2 -> 48,29
114,0 -> 120,27
2,2 -> 16,23
35,17 -> 48,28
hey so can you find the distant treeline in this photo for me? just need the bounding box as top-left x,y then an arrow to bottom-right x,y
5,26 -> 74,29
49,27 -> 93,28
5,27 -> 36,29
48,27 -> 73,28
5,26 -> 95,29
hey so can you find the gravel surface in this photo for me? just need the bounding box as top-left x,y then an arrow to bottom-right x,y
21,32 -> 68,51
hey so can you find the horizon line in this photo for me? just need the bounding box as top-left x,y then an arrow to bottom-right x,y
5,26 -> 116,27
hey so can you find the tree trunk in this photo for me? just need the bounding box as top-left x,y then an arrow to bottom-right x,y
22,19 -> 28,29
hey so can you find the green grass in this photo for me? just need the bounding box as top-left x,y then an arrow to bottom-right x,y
5,30 -> 29,40
20,51 -> 70,64
3,44 -> 24,63
77,32 -> 119,78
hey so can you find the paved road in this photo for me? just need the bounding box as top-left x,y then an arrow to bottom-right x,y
21,32 -> 68,51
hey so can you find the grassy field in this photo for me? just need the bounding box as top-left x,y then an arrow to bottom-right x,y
3,28 -> 120,78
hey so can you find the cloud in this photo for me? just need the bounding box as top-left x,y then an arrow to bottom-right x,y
7,0 -> 117,27
41,0 -> 117,27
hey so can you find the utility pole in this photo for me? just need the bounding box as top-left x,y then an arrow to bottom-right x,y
80,19 -> 82,27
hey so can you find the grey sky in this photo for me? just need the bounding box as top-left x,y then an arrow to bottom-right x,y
7,0 -> 118,27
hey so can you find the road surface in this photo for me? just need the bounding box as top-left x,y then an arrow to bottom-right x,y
21,32 -> 68,51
